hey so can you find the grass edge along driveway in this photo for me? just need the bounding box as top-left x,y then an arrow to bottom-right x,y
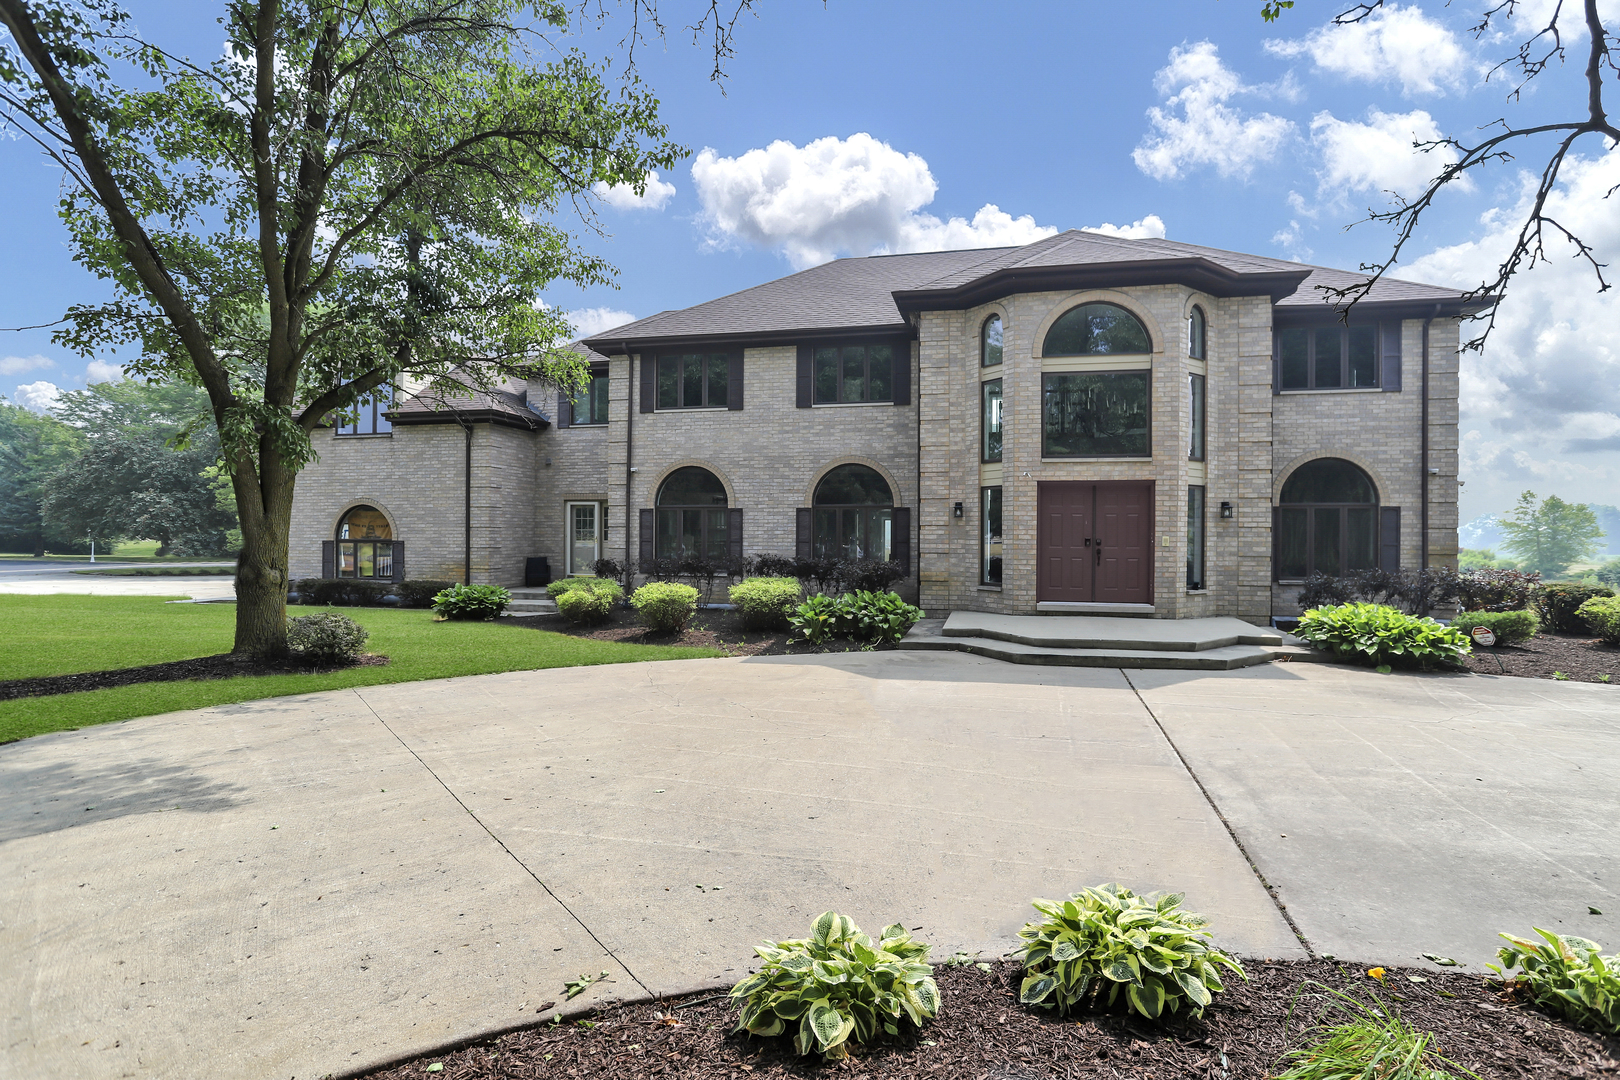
0,595 -> 722,744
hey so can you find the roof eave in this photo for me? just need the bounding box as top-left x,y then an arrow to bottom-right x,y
387,406 -> 548,431
1272,295 -> 1491,325
581,321 -> 915,354
891,258 -> 1313,312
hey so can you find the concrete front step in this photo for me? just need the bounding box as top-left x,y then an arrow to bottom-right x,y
504,587 -> 557,616
902,628 -> 1277,670
943,611 -> 1284,651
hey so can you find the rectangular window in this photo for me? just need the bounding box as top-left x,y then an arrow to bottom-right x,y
981,378 -> 1003,462
1276,325 -> 1384,390
812,506 -> 893,561
813,343 -> 894,404
1041,370 -> 1151,458
337,540 -> 392,579
1188,373 -> 1205,461
570,366 -> 610,424
335,389 -> 393,436
655,506 -> 728,561
656,354 -> 728,409
981,486 -> 1003,586
1187,486 -> 1205,590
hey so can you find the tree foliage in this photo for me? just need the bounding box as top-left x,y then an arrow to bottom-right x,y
0,397 -> 85,554
1500,490 -> 1606,578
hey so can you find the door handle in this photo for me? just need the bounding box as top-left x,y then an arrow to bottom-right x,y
1094,538 -> 1102,565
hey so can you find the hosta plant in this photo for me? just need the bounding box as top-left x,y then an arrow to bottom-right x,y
730,911 -> 940,1061
1490,928 -> 1620,1035
430,583 -> 511,621
788,594 -> 844,645
846,589 -> 925,644
1294,602 -> 1471,669
1015,883 -> 1245,1021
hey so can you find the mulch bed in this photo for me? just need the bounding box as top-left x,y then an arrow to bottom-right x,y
505,604 -> 891,659
0,652 -> 388,701
1461,632 -> 1620,684
356,959 -> 1619,1080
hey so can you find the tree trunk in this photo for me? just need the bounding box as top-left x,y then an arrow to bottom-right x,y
32,530 -> 44,558
231,456 -> 297,657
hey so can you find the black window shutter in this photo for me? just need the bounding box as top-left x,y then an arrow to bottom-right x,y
556,392 -> 572,428
321,540 -> 335,579
639,355 -> 656,413
1271,335 -> 1281,395
1271,506 -> 1279,583
728,508 -> 743,562
892,344 -> 910,406
1381,322 -> 1402,392
638,508 -> 655,564
795,508 -> 812,560
727,353 -> 744,410
892,507 -> 911,576
391,541 -> 405,582
1381,506 -> 1401,570
795,345 -> 813,408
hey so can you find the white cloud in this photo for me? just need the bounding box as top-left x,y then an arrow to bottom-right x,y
567,307 -> 638,339
86,360 -> 123,383
1272,219 -> 1312,261
1403,149 -> 1620,518
1309,108 -> 1462,203
1084,215 -> 1168,240
691,133 -> 1056,269
14,380 -> 61,413
1133,42 -> 1295,182
1265,3 -> 1473,96
0,354 -> 53,376
592,170 -> 676,212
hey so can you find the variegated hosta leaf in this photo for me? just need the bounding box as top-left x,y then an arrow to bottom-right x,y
880,923 -> 907,941
913,978 -> 940,1017
1020,974 -> 1057,1004
1127,977 -> 1166,1019
1104,958 -> 1137,983
809,1001 -> 845,1048
1051,940 -> 1081,962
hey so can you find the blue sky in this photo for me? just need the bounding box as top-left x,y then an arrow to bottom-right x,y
2,0 -> 1616,526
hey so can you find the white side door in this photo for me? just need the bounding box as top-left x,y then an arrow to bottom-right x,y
566,502 -> 601,575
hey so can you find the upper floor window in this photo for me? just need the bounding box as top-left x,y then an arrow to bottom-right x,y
570,366 -> 609,424
981,315 -> 1003,367
1042,302 -> 1151,357
1188,305 -> 1207,359
655,466 -> 728,560
814,343 -> 894,404
1042,371 -> 1151,457
335,389 -> 392,435
1188,373 -> 1206,461
1276,325 -> 1379,390
657,353 -> 729,409
981,378 -> 1003,463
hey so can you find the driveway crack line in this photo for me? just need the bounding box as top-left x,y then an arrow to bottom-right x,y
351,689 -> 655,997
1120,670 -> 1316,958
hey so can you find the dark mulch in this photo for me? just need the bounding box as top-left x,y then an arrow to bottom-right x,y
1462,632 -> 1620,684
505,604 -> 892,658
356,959 -> 1619,1080
0,652 -> 389,701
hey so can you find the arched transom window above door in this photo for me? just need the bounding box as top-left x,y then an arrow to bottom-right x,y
812,464 -> 893,561
1275,458 -> 1380,580
655,466 -> 728,561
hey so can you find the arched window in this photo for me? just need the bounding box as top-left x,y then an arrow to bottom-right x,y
1276,458 -> 1379,580
1188,305 -> 1207,360
813,464 -> 894,561
337,505 -> 394,578
981,314 -> 1003,367
655,466 -> 728,560
1042,302 -> 1151,357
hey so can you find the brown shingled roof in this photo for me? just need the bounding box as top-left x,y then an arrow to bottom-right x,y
385,344 -> 610,428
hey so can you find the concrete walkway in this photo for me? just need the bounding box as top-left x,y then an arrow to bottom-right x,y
2,653 -> 1615,1080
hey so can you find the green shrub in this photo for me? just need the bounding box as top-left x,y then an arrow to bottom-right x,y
1490,928 -> 1620,1036
284,610 -> 369,665
430,583 -> 511,621
789,594 -> 844,644
1295,602 -> 1471,669
397,579 -> 457,609
844,589 -> 925,644
1455,609 -> 1539,646
630,581 -> 699,633
729,576 -> 803,630
1537,583 -> 1616,633
546,575 -> 616,600
1015,883 -> 1245,1021
730,912 -> 940,1061
1575,595 -> 1620,645
556,587 -> 614,625
294,578 -> 391,606
1456,567 -> 1541,612
1274,984 -> 1475,1080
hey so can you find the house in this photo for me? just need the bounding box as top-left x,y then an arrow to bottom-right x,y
287,229 -> 1479,623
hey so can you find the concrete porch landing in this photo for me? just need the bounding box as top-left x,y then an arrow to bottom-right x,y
900,611 -> 1308,669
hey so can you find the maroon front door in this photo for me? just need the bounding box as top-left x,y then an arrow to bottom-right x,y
1037,481 -> 1153,604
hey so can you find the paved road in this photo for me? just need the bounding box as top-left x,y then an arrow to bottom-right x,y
1,653 -> 1614,1080
0,559 -> 235,599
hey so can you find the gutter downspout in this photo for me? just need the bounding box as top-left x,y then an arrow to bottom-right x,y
464,422 -> 473,585
1420,305 -> 1439,570
623,344 -> 634,579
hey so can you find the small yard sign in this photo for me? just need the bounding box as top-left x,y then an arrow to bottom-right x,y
1471,625 -> 1497,647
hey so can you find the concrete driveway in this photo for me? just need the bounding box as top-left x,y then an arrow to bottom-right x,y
0,559 -> 236,600
2,652 -> 1615,1080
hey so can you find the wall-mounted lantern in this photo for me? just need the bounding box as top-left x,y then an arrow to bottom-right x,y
1219,501 -> 1234,519
952,501 -> 964,519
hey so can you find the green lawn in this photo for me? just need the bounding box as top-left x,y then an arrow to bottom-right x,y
0,596 -> 723,744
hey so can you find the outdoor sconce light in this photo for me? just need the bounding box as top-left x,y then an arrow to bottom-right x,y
1219,501 -> 1234,519
953,501 -> 964,519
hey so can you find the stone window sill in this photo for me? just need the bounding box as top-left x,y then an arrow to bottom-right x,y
977,584 -> 1002,592
1276,386 -> 1383,395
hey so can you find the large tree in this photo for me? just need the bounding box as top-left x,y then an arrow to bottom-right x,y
1499,490 -> 1606,578
0,0 -> 680,654
0,397 -> 84,554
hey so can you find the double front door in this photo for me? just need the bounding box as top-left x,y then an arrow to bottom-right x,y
1037,481 -> 1154,604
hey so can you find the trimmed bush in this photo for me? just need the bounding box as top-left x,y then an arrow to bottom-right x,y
556,587 -> 614,625
1576,595 -> 1620,645
1456,567 -> 1542,613
840,559 -> 906,593
430,583 -> 510,620
1538,583 -> 1616,633
293,578 -> 391,607
747,553 -> 798,579
1015,883 -> 1245,1021
1295,602 -> 1471,669
397,579 -> 457,609
284,610 -> 369,665
631,581 -> 699,633
546,575 -> 623,601
1456,609 -> 1539,646
729,576 -> 802,629
730,912 -> 939,1061
1296,572 -> 1353,611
